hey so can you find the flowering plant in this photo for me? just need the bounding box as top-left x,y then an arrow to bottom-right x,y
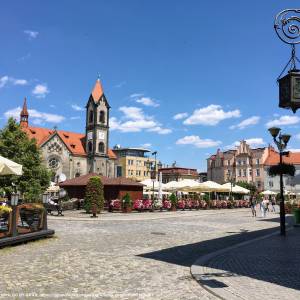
0,205 -> 12,216
163,200 -> 171,209
177,199 -> 185,209
221,200 -> 228,208
200,200 -> 207,209
192,200 -> 200,208
111,199 -> 121,210
153,199 -> 162,209
185,199 -> 193,209
143,199 -> 152,209
133,199 -> 143,210
216,200 -> 222,209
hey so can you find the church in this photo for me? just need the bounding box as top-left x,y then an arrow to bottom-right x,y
19,79 -> 117,182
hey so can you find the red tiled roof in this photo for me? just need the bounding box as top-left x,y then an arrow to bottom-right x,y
59,173 -> 143,187
264,148 -> 300,165
158,167 -> 198,176
22,126 -> 116,159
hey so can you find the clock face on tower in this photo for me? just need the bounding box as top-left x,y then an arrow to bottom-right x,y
87,131 -> 93,140
98,131 -> 105,140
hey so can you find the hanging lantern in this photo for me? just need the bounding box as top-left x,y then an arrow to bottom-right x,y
274,9 -> 300,113
279,69 -> 300,112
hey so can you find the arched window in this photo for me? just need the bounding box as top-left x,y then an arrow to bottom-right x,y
75,172 -> 80,177
98,142 -> 105,153
88,141 -> 93,153
89,110 -> 93,123
99,111 -> 105,123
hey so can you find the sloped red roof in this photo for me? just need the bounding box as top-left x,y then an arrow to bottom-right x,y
59,173 -> 143,187
264,148 -> 300,165
91,79 -> 104,102
22,126 -> 116,159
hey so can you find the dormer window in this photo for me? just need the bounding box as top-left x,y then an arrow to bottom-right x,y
63,134 -> 69,138
99,111 -> 105,123
70,144 -> 75,149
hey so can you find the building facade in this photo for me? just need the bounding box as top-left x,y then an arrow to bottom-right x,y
20,79 -> 117,181
158,167 -> 199,183
264,148 -> 300,193
207,141 -> 271,191
112,147 -> 157,181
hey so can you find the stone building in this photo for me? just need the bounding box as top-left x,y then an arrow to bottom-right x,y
158,166 -> 199,183
264,148 -> 300,193
20,79 -> 117,181
112,147 -> 157,181
207,141 -> 271,191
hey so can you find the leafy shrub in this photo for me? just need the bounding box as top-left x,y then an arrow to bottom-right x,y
169,193 -> 177,207
84,176 -> 104,213
122,193 -> 132,208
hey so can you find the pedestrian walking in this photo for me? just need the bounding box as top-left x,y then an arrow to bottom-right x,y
271,196 -> 276,212
249,193 -> 257,217
261,198 -> 269,217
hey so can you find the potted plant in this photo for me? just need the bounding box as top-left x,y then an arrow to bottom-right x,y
84,176 -> 104,217
122,193 -> 132,213
169,193 -> 177,211
293,205 -> 300,225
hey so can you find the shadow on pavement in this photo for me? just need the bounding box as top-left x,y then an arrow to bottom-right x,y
138,215 -> 299,291
138,226 -> 281,267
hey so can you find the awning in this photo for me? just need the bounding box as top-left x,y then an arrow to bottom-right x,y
0,155 -> 23,176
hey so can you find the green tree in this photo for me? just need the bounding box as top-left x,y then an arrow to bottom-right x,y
122,192 -> 132,208
236,181 -> 257,194
84,176 -> 104,215
0,118 -> 51,202
169,193 -> 177,207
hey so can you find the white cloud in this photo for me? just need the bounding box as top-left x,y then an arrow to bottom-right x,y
141,143 -> 152,148
32,84 -> 49,98
295,133 -> 300,140
24,30 -> 39,39
4,107 -> 65,124
0,76 -> 28,88
71,104 -> 84,111
176,135 -> 222,148
266,115 -> 300,127
173,112 -> 188,120
230,116 -> 260,130
114,81 -> 126,88
70,116 -> 81,120
287,148 -> 300,153
130,93 -> 144,98
183,104 -> 241,126
136,97 -> 159,107
110,106 -> 171,134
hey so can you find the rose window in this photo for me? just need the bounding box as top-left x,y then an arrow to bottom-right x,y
48,157 -> 60,169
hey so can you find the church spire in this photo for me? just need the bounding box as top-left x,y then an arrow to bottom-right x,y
91,78 -> 104,102
20,97 -> 29,128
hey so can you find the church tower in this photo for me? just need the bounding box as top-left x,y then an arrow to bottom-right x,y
85,78 -> 110,175
20,97 -> 29,128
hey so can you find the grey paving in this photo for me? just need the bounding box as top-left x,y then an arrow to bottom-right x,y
192,226 -> 300,300
0,208 -> 283,299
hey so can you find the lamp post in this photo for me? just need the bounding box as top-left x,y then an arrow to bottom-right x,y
151,152 -> 157,210
10,193 -> 19,237
42,193 -> 49,230
268,127 -> 291,236
227,172 -> 235,200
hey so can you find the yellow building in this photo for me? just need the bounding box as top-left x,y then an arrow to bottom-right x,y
112,147 -> 158,182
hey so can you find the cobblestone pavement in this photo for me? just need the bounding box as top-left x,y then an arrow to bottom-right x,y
192,226 -> 300,300
0,208 -> 286,300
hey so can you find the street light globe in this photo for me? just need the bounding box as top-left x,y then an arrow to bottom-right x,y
268,127 -> 281,138
281,134 -> 291,145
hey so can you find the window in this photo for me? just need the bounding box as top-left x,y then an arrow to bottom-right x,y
128,159 -> 134,165
249,169 -> 252,176
269,181 -> 274,187
144,171 -> 147,176
243,160 -> 246,165
136,170 -> 141,176
256,159 -> 260,165
238,169 -> 242,177
128,170 -> 131,176
88,141 -> 93,153
238,160 -> 241,165
243,169 -> 247,177
48,157 -> 59,169
89,110 -> 93,123
99,111 -> 105,123
75,172 -> 80,177
256,169 -> 260,177
98,142 -> 105,153
228,160 -> 230,166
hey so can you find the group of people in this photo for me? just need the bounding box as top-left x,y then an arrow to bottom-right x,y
249,193 -> 276,217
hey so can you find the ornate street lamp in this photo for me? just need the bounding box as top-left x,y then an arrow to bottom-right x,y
268,127 -> 291,236
274,9 -> 300,112
10,193 -> 19,237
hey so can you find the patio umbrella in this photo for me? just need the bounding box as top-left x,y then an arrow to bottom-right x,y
185,181 -> 230,192
261,190 -> 277,195
141,179 -> 163,190
0,155 -> 22,176
164,179 -> 201,191
221,183 -> 250,194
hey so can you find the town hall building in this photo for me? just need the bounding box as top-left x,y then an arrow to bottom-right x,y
20,79 -> 117,182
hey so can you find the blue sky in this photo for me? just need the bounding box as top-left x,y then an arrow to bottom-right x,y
1,1 -> 300,171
